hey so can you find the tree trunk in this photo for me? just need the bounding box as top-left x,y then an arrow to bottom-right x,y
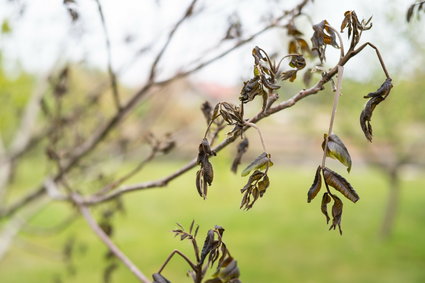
379,168 -> 401,238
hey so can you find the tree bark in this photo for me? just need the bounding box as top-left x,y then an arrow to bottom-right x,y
380,168 -> 401,238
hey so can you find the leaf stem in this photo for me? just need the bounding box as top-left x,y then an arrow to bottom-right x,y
321,65 -> 344,168
157,249 -> 197,274
352,42 -> 390,79
244,122 -> 267,153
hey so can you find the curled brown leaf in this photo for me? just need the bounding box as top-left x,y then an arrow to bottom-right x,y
323,167 -> 359,203
196,139 -> 216,199
321,192 -> 332,224
307,166 -> 322,203
311,20 -> 339,62
329,195 -> 343,235
360,78 -> 393,142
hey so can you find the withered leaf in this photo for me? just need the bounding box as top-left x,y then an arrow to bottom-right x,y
329,195 -> 343,235
201,101 -> 213,124
241,152 -> 273,177
307,166 -> 322,203
289,55 -> 306,70
281,70 -> 298,82
196,138 -> 216,199
360,78 -> 393,142
323,167 -> 359,203
240,170 -> 270,210
322,134 -> 352,172
321,192 -> 332,224
152,273 -> 171,283
203,159 -> 214,185
340,11 -> 372,48
200,229 -> 215,265
213,256 -> 240,282
288,40 -> 297,54
311,20 -> 339,62
406,2 -> 425,22
288,39 -> 310,55
198,138 -> 216,163
363,78 -> 393,99
239,76 -> 266,104
231,138 -> 249,173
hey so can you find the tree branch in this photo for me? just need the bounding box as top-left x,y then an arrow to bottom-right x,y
94,0 -> 121,110
77,200 -> 151,283
148,0 -> 198,82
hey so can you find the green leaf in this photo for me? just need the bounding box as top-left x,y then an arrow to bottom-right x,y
322,134 -> 352,172
241,152 -> 273,177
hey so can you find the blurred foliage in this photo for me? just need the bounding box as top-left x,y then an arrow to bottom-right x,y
0,55 -> 35,144
0,159 -> 425,282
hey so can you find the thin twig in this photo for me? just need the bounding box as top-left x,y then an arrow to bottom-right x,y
94,0 -> 121,110
148,0 -> 198,82
21,213 -> 78,236
95,149 -> 158,197
321,65 -> 344,168
351,42 -> 390,78
244,122 -> 267,153
78,202 -> 151,283
157,249 -> 197,274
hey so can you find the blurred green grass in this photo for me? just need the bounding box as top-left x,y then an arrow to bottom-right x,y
1,158 -> 425,283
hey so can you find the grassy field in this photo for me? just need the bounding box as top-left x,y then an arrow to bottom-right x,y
1,158 -> 425,283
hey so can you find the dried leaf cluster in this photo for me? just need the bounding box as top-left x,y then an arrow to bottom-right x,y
311,20 -> 339,62
340,11 -> 372,49
196,138 -> 216,199
308,164 -> 359,235
239,152 -> 273,210
154,222 -> 241,283
195,10 -> 393,236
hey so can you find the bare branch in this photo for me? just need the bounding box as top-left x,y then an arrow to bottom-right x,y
0,198 -> 50,262
94,0 -> 121,110
94,149 -> 158,197
77,200 -> 151,283
148,0 -> 199,82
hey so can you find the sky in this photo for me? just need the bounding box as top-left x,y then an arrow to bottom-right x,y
0,0 -> 423,87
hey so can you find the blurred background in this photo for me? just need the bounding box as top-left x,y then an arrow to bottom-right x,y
0,0 -> 425,282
